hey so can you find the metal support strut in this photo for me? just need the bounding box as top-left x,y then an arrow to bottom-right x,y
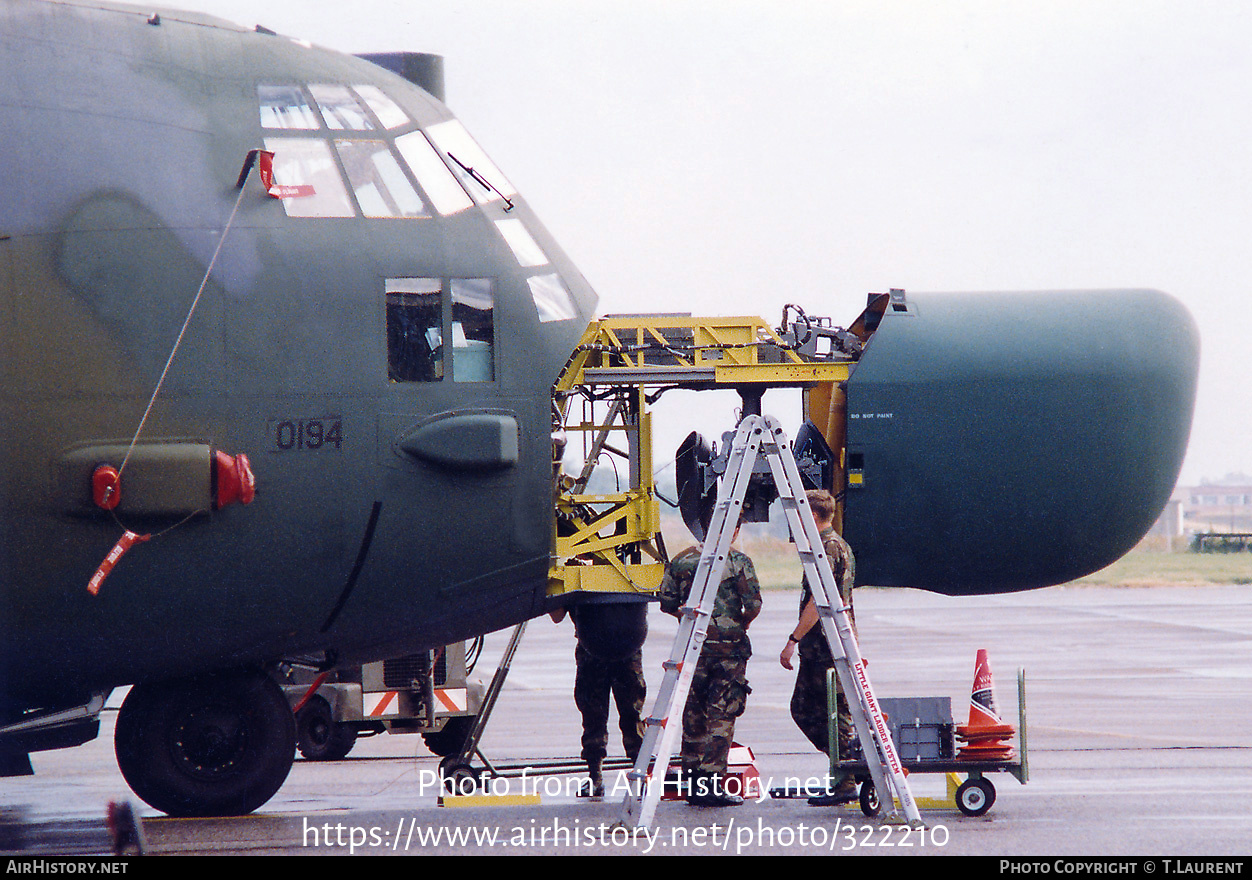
438,621 -> 527,789
617,414 -> 923,830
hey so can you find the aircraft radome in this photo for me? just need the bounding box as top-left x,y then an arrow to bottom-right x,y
0,0 -> 1199,818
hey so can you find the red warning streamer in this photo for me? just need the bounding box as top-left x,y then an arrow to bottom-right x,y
87,531 -> 151,596
256,150 -> 316,199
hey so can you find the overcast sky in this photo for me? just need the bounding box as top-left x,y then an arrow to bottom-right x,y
155,0 -> 1251,486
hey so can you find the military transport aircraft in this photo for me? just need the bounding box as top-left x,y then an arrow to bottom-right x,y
0,0 -> 1198,818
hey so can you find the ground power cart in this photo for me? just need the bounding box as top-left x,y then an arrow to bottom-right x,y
280,641 -> 485,760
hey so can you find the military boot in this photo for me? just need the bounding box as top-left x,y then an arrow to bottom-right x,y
806,774 -> 857,806
582,759 -> 605,798
686,773 -> 743,807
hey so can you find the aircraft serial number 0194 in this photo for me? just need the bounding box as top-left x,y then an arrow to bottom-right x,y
269,418 -> 345,452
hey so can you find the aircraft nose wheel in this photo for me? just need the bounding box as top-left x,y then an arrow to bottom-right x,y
114,670 -> 295,817
955,777 -> 996,816
439,756 -> 481,794
172,705 -> 248,778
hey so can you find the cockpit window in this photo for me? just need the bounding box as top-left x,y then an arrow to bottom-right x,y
495,218 -> 548,268
426,120 -> 516,207
385,278 -> 495,384
395,131 -> 474,215
353,85 -> 410,130
262,137 -> 354,217
258,85 -> 319,129
258,84 -> 520,223
451,279 -> 494,382
386,278 -> 443,382
309,84 -> 375,131
334,140 -> 428,218
527,273 -> 579,323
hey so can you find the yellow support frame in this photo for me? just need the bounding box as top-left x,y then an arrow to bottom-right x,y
557,315 -> 839,381
549,314 -> 853,599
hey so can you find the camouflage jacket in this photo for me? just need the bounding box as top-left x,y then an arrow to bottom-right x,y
798,527 -> 856,660
659,545 -> 762,658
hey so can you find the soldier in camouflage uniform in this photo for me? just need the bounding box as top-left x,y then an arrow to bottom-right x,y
779,489 -> 858,806
659,525 -> 762,807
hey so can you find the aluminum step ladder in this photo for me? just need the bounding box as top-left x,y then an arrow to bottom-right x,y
618,414 -> 923,830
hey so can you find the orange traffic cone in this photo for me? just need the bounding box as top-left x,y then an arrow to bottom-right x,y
956,649 -> 1015,761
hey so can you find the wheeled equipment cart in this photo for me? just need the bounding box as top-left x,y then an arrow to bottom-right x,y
834,669 -> 1028,817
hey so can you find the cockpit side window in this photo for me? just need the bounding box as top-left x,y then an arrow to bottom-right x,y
494,218 -> 548,268
451,279 -> 494,382
527,273 -> 579,323
385,278 -> 496,384
386,278 -> 443,382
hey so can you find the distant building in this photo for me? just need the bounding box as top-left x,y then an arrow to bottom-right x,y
1177,475 -> 1252,534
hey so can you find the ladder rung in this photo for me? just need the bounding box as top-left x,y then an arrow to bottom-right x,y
617,413 -> 920,832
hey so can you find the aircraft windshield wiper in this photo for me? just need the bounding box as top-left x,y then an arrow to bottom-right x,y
447,151 -> 514,212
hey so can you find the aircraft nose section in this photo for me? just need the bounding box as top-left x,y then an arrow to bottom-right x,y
844,289 -> 1200,594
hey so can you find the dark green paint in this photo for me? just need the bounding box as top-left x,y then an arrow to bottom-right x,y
0,0 -> 595,719
844,289 -> 1199,593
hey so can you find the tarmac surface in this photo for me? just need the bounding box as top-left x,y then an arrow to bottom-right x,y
7,582 -> 1252,856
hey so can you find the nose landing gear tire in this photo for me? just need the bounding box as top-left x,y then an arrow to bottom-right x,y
115,670 -> 296,817
421,715 -> 475,758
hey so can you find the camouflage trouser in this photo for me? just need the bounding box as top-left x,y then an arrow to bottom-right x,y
790,654 -> 853,760
681,653 -> 751,777
574,644 -> 646,765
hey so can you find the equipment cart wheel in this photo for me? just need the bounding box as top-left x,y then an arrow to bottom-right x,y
858,780 -> 880,817
439,756 -> 481,794
421,715 -> 475,757
295,695 -> 357,761
955,777 -> 996,817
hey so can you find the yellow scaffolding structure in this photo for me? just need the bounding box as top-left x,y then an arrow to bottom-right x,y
548,314 -> 854,599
